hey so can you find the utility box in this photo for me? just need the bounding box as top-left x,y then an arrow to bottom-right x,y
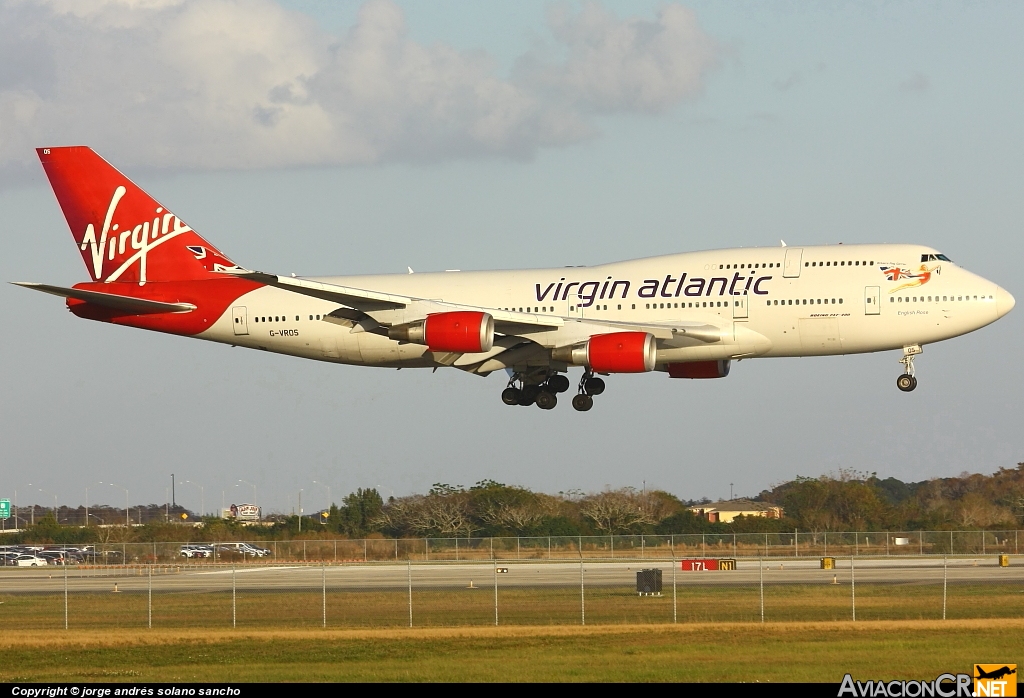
637,568 -> 663,595
821,557 -> 835,570
999,555 -> 1009,568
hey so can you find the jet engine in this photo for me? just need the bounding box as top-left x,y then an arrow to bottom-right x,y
551,331 -> 656,373
389,311 -> 494,353
667,360 -> 731,379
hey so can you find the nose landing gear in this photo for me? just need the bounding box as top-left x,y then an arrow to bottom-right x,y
896,345 -> 922,392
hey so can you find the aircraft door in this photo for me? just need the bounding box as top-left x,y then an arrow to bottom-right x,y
232,306 -> 249,335
783,248 -> 803,278
732,292 -> 748,319
864,286 -> 880,315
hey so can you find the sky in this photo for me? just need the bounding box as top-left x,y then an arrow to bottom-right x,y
1,0 -> 1022,515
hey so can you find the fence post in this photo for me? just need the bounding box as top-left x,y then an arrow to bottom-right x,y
824,531 -> 827,557
610,535 -> 614,558
148,564 -> 152,630
363,539 -> 366,562
517,537 -> 520,560
322,562 -> 326,629
395,539 -> 399,561
942,555 -> 947,620
759,556 -> 764,623
672,557 -> 677,624
765,533 -> 768,557
850,557 -> 856,622
580,556 -> 585,626
733,533 -> 737,557
671,534 -> 675,556
407,559 -> 413,628
702,533 -> 705,557
456,538 -> 459,561
493,560 -> 498,627
920,531 -> 923,556
950,530 -> 953,555
303,540 -> 306,562
425,538 -> 429,561
886,532 -> 889,557
232,564 -> 236,629
641,536 -> 644,559
64,562 -> 68,630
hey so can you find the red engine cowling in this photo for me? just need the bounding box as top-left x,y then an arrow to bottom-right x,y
667,360 -> 731,379
587,332 -> 656,373
423,311 -> 494,353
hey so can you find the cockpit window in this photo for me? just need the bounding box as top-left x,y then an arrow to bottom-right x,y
921,253 -> 953,263
936,253 -> 952,262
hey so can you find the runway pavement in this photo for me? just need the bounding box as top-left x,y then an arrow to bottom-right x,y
0,556 -> 1020,594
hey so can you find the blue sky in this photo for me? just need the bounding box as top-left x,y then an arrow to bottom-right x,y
1,1 -> 1021,514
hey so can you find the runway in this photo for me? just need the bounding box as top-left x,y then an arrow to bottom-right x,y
0,556 -> 1020,594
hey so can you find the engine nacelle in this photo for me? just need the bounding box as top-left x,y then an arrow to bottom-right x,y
552,331 -> 656,373
667,360 -> 731,379
389,311 -> 494,353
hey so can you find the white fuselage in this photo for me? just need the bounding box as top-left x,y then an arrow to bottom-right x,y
199,243 -> 1013,374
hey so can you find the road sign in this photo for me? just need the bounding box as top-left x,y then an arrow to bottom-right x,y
0,499 -> 10,520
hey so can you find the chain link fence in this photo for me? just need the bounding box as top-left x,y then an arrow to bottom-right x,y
1,554 -> 1020,631
9,529 -> 1017,565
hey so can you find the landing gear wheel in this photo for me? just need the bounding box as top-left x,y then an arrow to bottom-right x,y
547,374 -> 571,394
535,391 -> 557,410
896,374 -> 917,392
518,385 -> 539,406
584,376 -> 605,396
572,394 -> 594,412
501,387 -> 521,405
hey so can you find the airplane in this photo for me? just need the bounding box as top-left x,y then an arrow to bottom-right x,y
14,146 -> 1016,411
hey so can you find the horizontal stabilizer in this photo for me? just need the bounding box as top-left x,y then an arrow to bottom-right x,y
12,282 -> 196,314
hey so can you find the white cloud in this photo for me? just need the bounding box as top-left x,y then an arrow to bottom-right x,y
0,0 -> 718,174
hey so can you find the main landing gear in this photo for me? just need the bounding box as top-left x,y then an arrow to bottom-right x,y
501,372 -> 571,410
570,371 -> 605,412
896,345 -> 922,392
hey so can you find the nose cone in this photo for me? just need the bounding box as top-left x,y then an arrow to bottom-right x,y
996,286 -> 1015,318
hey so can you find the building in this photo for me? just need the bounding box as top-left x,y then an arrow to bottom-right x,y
688,499 -> 784,524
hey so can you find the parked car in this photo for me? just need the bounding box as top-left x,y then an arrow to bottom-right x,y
179,545 -> 213,559
39,550 -> 77,565
13,554 -> 48,567
215,543 -> 271,558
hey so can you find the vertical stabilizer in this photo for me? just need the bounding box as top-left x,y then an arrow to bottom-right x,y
37,146 -> 243,284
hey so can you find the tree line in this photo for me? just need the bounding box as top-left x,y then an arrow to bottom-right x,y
6,464 -> 1023,544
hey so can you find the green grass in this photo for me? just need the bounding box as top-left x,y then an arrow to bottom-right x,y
1,582 -> 1020,630
0,621 -> 1021,682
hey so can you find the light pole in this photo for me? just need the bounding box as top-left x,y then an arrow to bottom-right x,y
238,479 -> 256,506
312,480 -> 331,517
28,484 -> 58,522
85,481 -> 104,526
103,482 -> 130,526
183,480 -> 205,519
298,489 -> 303,533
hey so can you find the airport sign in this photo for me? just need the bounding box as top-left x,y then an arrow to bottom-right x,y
0,499 -> 10,519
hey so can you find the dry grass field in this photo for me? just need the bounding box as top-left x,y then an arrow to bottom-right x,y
0,620 -> 1020,682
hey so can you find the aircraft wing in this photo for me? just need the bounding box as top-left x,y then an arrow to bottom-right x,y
234,271 -> 563,331
12,282 -> 196,314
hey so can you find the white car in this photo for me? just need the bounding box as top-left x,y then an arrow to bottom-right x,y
14,554 -> 48,567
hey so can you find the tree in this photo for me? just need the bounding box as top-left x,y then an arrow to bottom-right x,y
579,489 -> 656,534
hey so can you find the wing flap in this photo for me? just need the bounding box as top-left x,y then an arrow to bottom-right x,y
12,282 -> 196,314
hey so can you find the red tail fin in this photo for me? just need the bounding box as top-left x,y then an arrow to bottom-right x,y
37,146 -> 243,283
